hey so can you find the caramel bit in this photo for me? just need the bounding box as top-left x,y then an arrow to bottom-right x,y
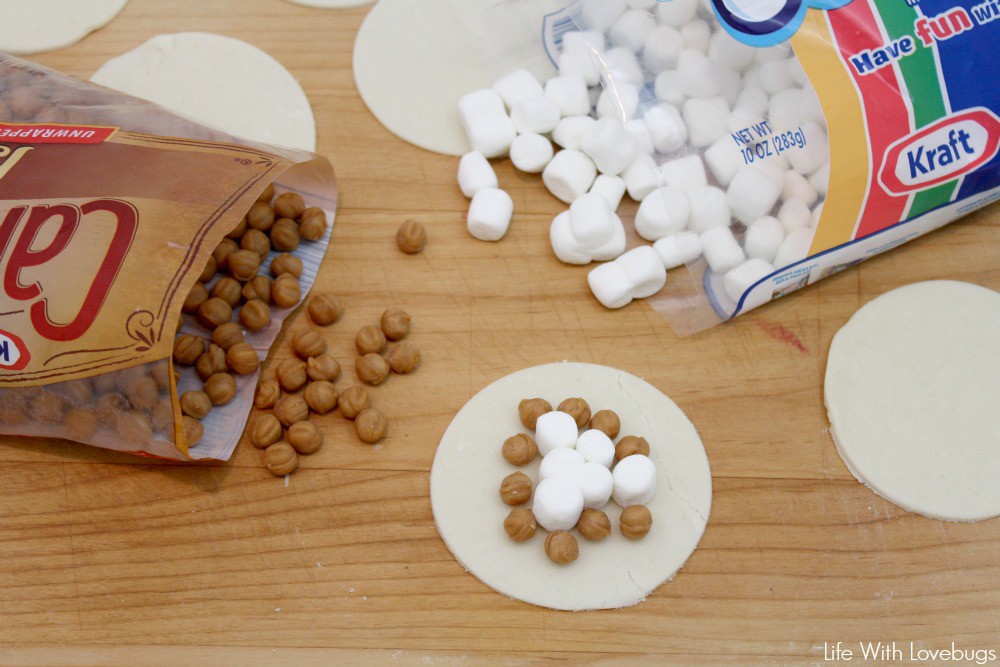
577,508 -> 611,541
196,344 -> 227,380
501,433 -> 538,466
544,531 -> 579,565
269,218 -> 300,252
65,408 -> 98,441
615,435 -> 650,462
275,358 -> 308,392
179,391 -> 212,419
291,329 -> 327,360
517,398 -> 552,430
197,297 -> 232,329
396,218 -> 427,254
503,508 -> 537,542
212,322 -> 245,351
212,238 -> 238,268
589,409 -> 621,440
240,227 -> 271,260
173,334 -> 206,366
356,353 -> 390,385
306,354 -> 341,382
264,442 -> 298,476
338,386 -> 372,420
354,408 -> 387,444
271,273 -> 301,308
252,413 -> 283,449
226,342 -> 260,375
306,294 -> 342,326
182,415 -> 204,447
242,275 -> 272,304
239,298 -> 272,331
380,308 -> 411,341
254,378 -> 282,410
499,471 -> 532,506
287,421 -> 323,454
204,372 -> 237,406
246,201 -> 275,231
274,395 -> 309,427
269,252 -> 303,278
619,505 -> 652,540
211,276 -> 243,307
304,381 -> 338,415
226,217 -> 247,239
355,325 -> 386,356
557,397 -> 591,429
386,342 -> 420,374
183,282 -> 209,313
299,208 -> 327,241
198,255 -> 217,283
226,249 -> 261,282
273,192 -> 306,219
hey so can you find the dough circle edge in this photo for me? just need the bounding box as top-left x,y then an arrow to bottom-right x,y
825,280 -> 1000,522
0,0 -> 128,55
430,362 -> 713,611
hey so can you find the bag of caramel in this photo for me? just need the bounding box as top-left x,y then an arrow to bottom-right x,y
0,54 -> 337,460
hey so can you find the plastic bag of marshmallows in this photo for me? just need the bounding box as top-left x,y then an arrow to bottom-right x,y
467,0 -> 999,334
0,54 -> 337,460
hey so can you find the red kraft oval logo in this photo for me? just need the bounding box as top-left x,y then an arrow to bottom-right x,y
0,328 -> 30,371
879,108 -> 1000,195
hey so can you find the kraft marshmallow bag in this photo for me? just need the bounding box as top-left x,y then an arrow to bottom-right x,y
483,0 -> 999,334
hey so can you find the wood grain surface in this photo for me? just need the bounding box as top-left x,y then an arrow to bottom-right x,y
2,1 -> 999,665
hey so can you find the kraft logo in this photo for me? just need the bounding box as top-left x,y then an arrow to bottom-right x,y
879,108 -> 1000,195
701,0 -> 851,46
0,328 -> 30,371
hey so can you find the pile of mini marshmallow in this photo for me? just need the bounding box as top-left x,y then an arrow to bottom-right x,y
457,0 -> 829,312
532,410 -> 655,532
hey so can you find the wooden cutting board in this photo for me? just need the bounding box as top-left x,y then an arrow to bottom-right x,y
1,1 -> 998,664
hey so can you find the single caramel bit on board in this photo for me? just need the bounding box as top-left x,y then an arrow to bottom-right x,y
254,378 -> 281,409
354,408 -> 387,444
264,442 -> 298,476
275,358 -> 308,392
338,386 -> 371,420
356,353 -> 390,385
380,308 -> 411,341
273,395 -> 309,427
306,354 -> 340,382
355,325 -> 386,356
396,218 -> 427,254
303,381 -> 338,415
306,294 -> 342,326
291,329 -> 326,360
252,413 -> 283,449
386,342 -> 420,374
287,421 -> 323,454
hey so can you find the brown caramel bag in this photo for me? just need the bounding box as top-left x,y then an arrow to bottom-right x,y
0,54 -> 337,460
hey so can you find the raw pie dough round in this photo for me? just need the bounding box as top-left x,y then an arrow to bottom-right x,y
430,362 -> 712,610
825,280 -> 1000,522
91,32 -> 316,152
0,0 -> 128,55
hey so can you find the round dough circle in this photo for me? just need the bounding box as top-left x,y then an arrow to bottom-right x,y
430,362 -> 712,610
0,0 -> 128,55
91,33 -> 316,152
285,0 -> 373,7
825,281 -> 1000,522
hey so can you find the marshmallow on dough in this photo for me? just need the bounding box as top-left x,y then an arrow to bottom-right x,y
576,429 -> 616,469
0,0 -> 127,55
533,477 -> 585,532
612,454 -> 657,507
92,32 -> 316,151
539,446 -> 586,481
535,411 -> 580,456
574,461 -> 615,509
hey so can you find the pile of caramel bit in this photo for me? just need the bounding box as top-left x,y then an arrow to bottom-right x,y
499,397 -> 654,566
251,302 -> 421,477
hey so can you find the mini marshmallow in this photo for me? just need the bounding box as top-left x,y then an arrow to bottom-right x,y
782,169 -> 818,207
622,154 -> 662,202
721,66 -> 743,107
590,216 -> 627,261
656,0 -> 698,26
680,19 -> 711,53
751,158 -> 788,188
550,211 -> 592,265
708,31 -> 756,69
727,167 -> 782,224
466,114 -> 516,158
676,49 -> 725,99
653,230 -> 703,269
535,410 -> 580,456
532,477 -> 585,532
809,161 -> 830,197
609,8 -> 655,51
492,69 -> 543,110
724,258 -> 774,303
743,216 -> 785,263
625,119 -> 654,155
778,198 -> 811,233
576,429 -> 616,469
581,0 -> 627,32
467,187 -> 513,241
581,117 -> 639,175
543,149 -> 598,203
618,245 -> 667,298
457,89 -> 506,131
773,227 -> 814,267
654,70 -> 686,108
642,25 -> 683,72
570,192 -> 617,246
644,103 -> 687,153
704,135 -> 743,187
635,186 -> 689,240
683,96 -> 731,147
552,116 -> 597,150
728,106 -> 761,134
787,123 -> 830,175
544,74 -> 591,118
661,154 -> 707,191
701,226 -> 746,273
588,260 -> 633,308
457,151 -> 498,198
686,186 -> 731,233
736,87 -> 769,116
759,59 -> 795,95
596,83 -> 640,121
509,133 -> 554,173
600,48 -> 645,87
768,88 -> 803,131
611,454 -> 656,507
563,30 -> 606,54
539,445 -> 585,481
590,174 -> 628,210
574,461 -> 614,509
511,95 -> 561,135
558,49 -> 601,87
